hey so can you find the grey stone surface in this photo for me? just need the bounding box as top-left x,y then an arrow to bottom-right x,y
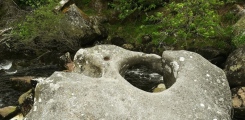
162,50 -> 232,119
62,4 -> 107,46
224,46 -> 245,88
25,45 -> 232,120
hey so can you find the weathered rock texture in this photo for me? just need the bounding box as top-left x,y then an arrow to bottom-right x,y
25,45 -> 232,120
62,4 -> 107,46
224,46 -> 245,88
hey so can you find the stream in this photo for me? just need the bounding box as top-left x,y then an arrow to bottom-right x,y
124,64 -> 164,92
0,60 -> 59,108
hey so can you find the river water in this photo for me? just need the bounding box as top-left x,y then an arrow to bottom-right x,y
0,60 -> 59,108
124,64 -> 164,92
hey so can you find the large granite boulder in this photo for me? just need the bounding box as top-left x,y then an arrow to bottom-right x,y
61,4 -> 108,46
25,45 -> 232,120
224,46 -> 245,88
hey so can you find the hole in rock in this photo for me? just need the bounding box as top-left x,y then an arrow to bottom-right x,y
103,56 -> 110,61
123,64 -> 165,93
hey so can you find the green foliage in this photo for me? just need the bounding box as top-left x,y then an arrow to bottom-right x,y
12,0 -> 63,42
108,0 -> 163,20
108,0 -> 137,20
19,0 -> 52,8
222,11 -> 239,25
143,0 -> 233,48
232,33 -> 245,47
108,0 -> 235,50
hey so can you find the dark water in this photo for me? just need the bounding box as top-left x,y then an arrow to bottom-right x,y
0,64 -> 59,108
124,64 -> 164,92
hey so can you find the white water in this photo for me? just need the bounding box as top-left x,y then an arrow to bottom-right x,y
0,60 -> 17,75
0,60 -> 12,70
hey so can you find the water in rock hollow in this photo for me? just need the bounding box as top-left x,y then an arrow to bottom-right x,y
124,64 -> 164,92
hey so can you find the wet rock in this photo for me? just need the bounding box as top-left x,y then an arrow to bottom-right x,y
0,105 -> 24,120
1,89 -> 35,119
0,60 -> 12,71
224,46 -> 245,88
231,87 -> 245,119
0,65 -> 58,109
18,89 -> 34,116
0,106 -> 16,118
25,45 -> 231,120
10,114 -> 23,120
152,83 -> 166,93
10,76 -> 34,92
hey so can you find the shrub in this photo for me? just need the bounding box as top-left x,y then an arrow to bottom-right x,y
19,0 -> 52,8
143,0 -> 233,48
11,0 -> 64,42
108,0 -> 234,49
232,33 -> 245,47
108,0 -> 167,20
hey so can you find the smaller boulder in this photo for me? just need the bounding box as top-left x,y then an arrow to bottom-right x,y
231,87 -> 245,119
152,83 -> 166,93
224,46 -> 245,87
62,4 -> 108,46
0,106 -> 16,118
231,87 -> 245,108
